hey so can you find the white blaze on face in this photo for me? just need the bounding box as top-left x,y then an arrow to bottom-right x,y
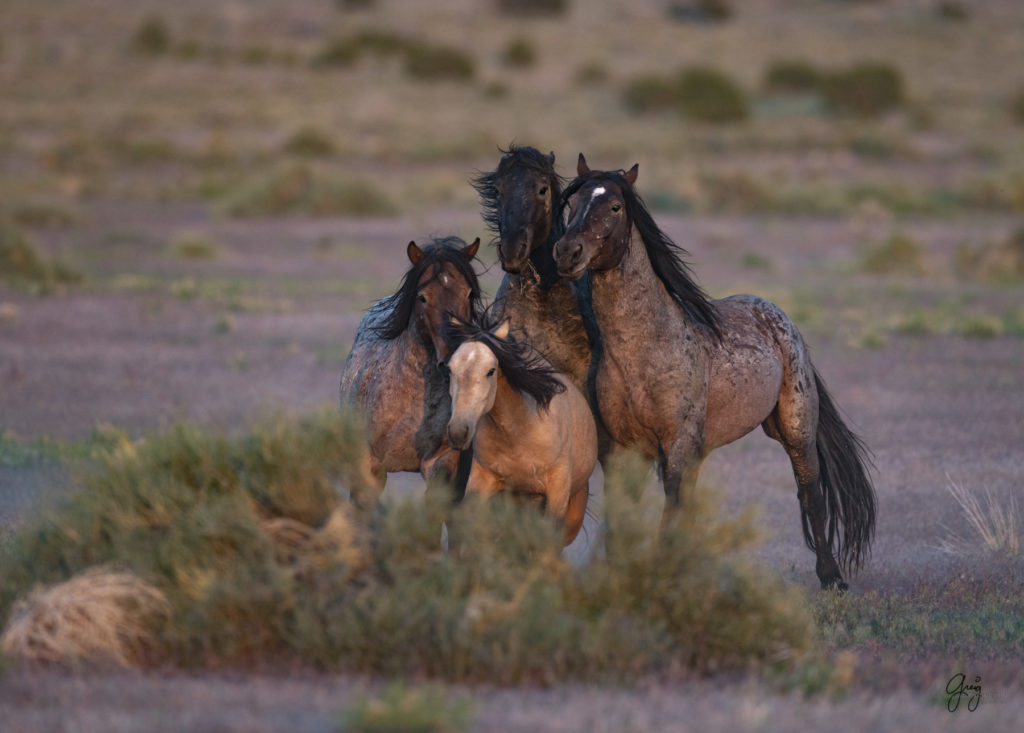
579,186 -> 606,225
447,341 -> 499,442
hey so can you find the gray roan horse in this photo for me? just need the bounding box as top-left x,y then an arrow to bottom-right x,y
339,236 -> 482,506
444,315 -> 597,546
554,155 -> 876,590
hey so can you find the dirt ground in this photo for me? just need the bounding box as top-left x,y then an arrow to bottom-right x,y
2,201 -> 1022,730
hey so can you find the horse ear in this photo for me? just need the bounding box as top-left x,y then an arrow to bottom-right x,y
624,163 -> 639,186
492,319 -> 511,340
548,151 -> 556,164
577,153 -> 590,176
407,241 -> 424,264
462,237 -> 480,260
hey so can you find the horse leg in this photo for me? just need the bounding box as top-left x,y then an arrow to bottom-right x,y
763,410 -> 846,591
353,451 -> 386,509
562,480 -> 589,546
660,432 -> 703,520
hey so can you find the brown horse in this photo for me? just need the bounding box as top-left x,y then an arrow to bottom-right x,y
553,155 -> 876,589
444,315 -> 596,546
339,236 -> 481,506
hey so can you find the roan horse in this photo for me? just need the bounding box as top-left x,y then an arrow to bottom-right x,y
471,146 -> 595,406
339,236 -> 482,506
554,155 -> 876,589
444,316 -> 597,546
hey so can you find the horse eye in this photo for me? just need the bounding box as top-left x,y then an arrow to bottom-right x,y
486,367 -> 495,377
611,204 -> 621,212
418,294 -> 427,304
538,185 -> 548,196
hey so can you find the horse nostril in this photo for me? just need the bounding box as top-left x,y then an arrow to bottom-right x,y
571,244 -> 583,263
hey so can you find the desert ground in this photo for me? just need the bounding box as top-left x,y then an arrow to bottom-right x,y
1,0 -> 1023,730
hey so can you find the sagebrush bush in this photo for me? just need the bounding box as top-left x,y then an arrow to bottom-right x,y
953,228 -> 1024,283
860,231 -> 926,276
0,216 -> 81,288
282,127 -> 338,157
0,413 -> 814,678
624,67 -> 748,123
763,59 -> 823,93
133,16 -> 171,56
667,0 -> 732,23
220,164 -> 396,217
497,0 -> 569,16
502,38 -> 536,68
822,63 -> 905,117
404,43 -> 475,82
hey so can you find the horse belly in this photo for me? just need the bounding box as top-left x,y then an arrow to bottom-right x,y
704,347 -> 782,451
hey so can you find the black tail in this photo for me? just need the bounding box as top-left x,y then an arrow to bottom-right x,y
810,368 -> 877,574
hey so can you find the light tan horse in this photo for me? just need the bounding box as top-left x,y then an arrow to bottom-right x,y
444,317 -> 596,546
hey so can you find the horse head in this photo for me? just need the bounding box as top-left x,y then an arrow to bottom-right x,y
405,237 -> 480,365
445,319 -> 509,450
554,153 -> 638,280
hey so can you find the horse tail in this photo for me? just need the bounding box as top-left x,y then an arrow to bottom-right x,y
451,447 -> 473,504
812,367 -> 877,574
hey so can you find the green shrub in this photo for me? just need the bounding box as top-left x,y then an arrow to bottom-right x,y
220,164 -> 397,218
822,63 -> 905,117
341,684 -> 474,733
1010,88 -> 1024,126
496,0 -> 569,16
676,66 -> 748,122
763,59 -> 823,93
935,2 -> 969,22
404,43 -> 475,82
168,231 -> 222,260
622,74 -> 682,114
502,38 -> 536,68
133,16 -> 171,56
860,231 -> 926,276
310,39 -> 360,68
667,0 -> 732,23
0,216 -> 81,288
282,127 -> 338,157
0,414 -> 814,678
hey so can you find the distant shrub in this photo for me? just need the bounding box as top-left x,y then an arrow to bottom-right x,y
310,39 -> 360,68
282,127 -> 338,157
860,231 -> 926,276
953,228 -> 1024,284
1010,88 -> 1024,126
220,164 -> 397,218
763,59 -> 823,93
575,62 -> 610,87
168,231 -> 222,260
404,43 -> 475,82
497,0 -> 569,16
667,0 -> 732,23
502,38 -> 536,68
335,0 -> 376,9
623,74 -> 682,114
350,29 -> 411,57
676,66 -> 748,123
935,2 -> 969,21
341,684 -> 474,733
0,216 -> 81,288
133,15 -> 171,56
822,63 -> 905,117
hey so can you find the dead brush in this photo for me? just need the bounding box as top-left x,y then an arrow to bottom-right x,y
1,567 -> 170,667
262,505 -> 371,581
939,476 -> 1020,557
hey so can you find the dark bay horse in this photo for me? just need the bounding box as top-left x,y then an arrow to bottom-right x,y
444,316 -> 596,546
339,236 -> 481,506
553,155 -> 876,589
471,146 -> 594,399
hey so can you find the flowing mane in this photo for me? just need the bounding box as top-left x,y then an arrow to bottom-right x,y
371,236 -> 483,340
444,315 -> 566,409
471,144 -> 566,289
563,170 -> 722,339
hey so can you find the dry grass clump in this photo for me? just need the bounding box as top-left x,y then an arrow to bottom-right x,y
859,231 -> 927,276
0,413 -> 813,679
1,568 -> 170,667
940,478 -> 1020,558
168,230 -> 223,260
220,164 -> 396,218
341,683 -> 474,733
0,216 -> 81,289
954,228 -> 1024,284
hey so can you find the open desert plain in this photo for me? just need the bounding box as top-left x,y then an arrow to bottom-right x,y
1,1 -> 1023,731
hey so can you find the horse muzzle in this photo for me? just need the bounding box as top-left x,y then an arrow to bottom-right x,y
498,232 -> 531,274
446,421 -> 474,451
554,237 -> 587,280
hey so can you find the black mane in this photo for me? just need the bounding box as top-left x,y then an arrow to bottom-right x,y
470,144 -> 567,289
443,314 -> 566,409
563,170 -> 722,340
371,236 -> 483,340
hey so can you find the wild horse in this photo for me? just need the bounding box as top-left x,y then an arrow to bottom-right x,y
554,155 -> 876,589
339,235 -> 481,506
444,315 -> 597,546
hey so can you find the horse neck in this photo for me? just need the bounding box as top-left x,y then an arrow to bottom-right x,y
485,372 -> 539,439
589,224 -> 692,342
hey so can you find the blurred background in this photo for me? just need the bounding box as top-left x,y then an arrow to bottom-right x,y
1,0 -> 1023,440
